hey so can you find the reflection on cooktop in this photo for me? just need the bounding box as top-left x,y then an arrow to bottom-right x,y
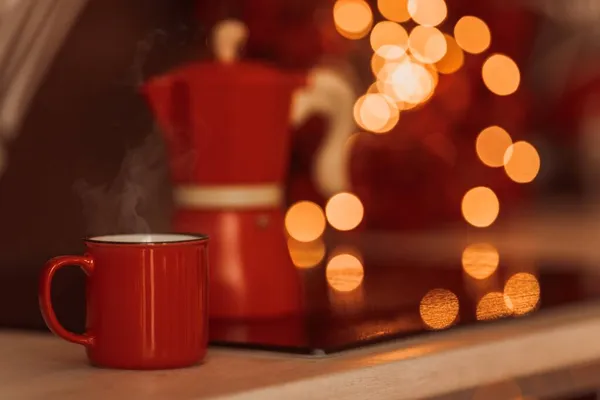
209,241 -> 600,354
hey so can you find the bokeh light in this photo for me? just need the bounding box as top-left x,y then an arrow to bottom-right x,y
326,253 -> 365,292
504,141 -> 541,183
461,186 -> 500,228
503,272 -> 540,316
476,292 -> 513,321
453,16 -> 491,54
287,238 -> 326,269
377,0 -> 411,22
367,82 -> 381,94
408,25 -> 447,64
462,243 -> 499,280
407,0 -> 447,27
333,0 -> 373,40
353,93 -> 400,133
325,192 -> 364,231
419,288 -> 459,330
330,245 -> 364,264
370,21 -> 409,60
435,34 -> 464,75
371,53 -> 388,77
377,58 -> 435,105
284,201 -> 326,242
482,54 -> 521,96
476,126 -> 513,168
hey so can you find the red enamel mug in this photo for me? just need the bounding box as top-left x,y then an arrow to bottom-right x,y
39,233 -> 209,370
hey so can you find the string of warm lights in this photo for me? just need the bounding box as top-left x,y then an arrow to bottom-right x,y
285,0 -> 541,320
333,0 -> 541,228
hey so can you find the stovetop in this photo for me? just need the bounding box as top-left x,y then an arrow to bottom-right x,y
209,241 -> 600,354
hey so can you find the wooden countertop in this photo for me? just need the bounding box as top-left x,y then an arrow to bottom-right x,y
5,207 -> 600,399
3,301 -> 600,400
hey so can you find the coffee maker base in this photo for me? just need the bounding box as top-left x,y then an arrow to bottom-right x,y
174,208 -> 304,319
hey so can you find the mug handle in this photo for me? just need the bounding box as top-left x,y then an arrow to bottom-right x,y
39,255 -> 95,346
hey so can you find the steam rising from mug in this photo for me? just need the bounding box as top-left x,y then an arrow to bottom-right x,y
74,131 -> 171,236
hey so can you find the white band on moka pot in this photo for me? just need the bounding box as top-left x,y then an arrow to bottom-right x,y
173,184 -> 284,210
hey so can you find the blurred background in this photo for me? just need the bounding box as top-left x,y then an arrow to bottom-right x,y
1,0 -> 599,332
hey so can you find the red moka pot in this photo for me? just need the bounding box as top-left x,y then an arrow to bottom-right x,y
142,21 -> 355,319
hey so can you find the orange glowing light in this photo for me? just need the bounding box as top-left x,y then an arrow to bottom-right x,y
353,93 -> 399,133
367,82 -> 380,94
333,0 -> 373,40
377,0 -> 411,22
476,126 -> 513,168
435,34 -> 464,75
370,21 -> 409,60
503,272 -> 540,316
371,53 -> 388,77
503,141 -> 541,183
330,245 -> 364,264
325,192 -> 364,231
377,58 -> 435,105
482,54 -> 520,96
287,238 -> 326,269
462,243 -> 499,280
476,292 -> 513,321
419,288 -> 459,330
408,25 -> 447,64
326,253 -> 365,292
284,201 -> 326,242
454,16 -> 491,54
461,186 -> 500,228
373,81 -> 403,110
407,0 -> 447,27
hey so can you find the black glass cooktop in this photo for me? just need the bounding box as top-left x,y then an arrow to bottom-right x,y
209,243 -> 600,355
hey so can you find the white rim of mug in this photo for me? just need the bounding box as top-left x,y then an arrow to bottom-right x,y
85,233 -> 209,245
